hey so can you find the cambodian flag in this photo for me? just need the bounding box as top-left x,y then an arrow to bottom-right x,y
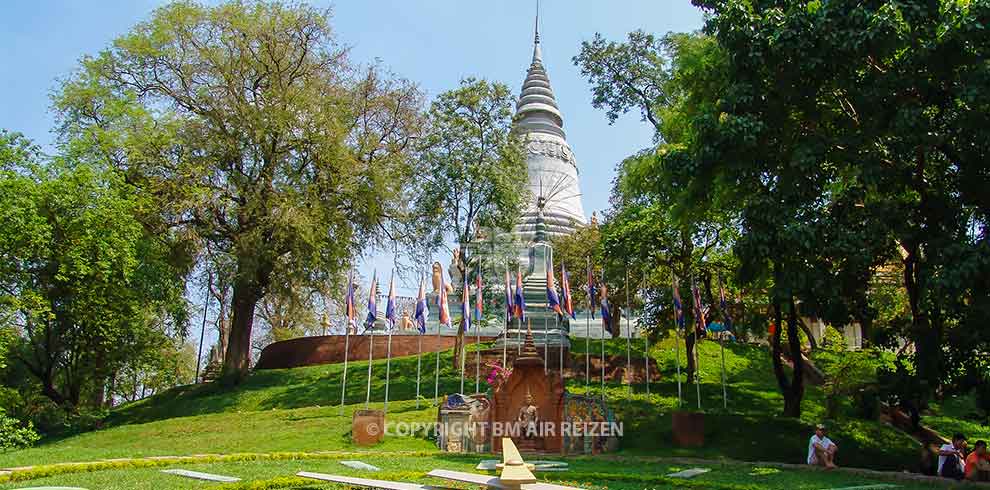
561,264 -> 575,319
345,270 -> 356,328
692,281 -> 707,335
474,272 -> 483,322
600,282 -> 613,334
461,275 -> 471,334
514,269 -> 526,321
587,260 -> 596,319
414,277 -> 428,334
385,271 -> 397,330
546,259 -> 562,316
364,271 -> 378,329
719,280 -> 733,332
504,268 -> 514,323
672,275 -> 685,329
437,265 -> 451,328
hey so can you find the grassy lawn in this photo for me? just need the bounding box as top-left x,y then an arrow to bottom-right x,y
927,393 -> 990,443
0,335 -> 957,488
0,452 -> 961,490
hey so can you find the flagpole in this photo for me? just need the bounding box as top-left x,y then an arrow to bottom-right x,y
503,265 -> 509,368
720,331 -> 727,409
384,323 -> 393,414
672,273 -> 682,408
557,314 -> 563,384
434,314 -> 441,404
692,277 -> 702,411
643,269 -> 649,397
624,266 -> 631,390
600,269 -> 606,402
340,270 -> 353,416
365,326 -> 374,410
544,316 -> 549,374
341,322 -> 351,415
416,328 -> 422,409
585,257 -> 591,390
475,265 -> 481,394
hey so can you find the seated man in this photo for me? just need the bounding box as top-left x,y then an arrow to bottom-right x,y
966,440 -> 990,482
939,433 -> 968,480
807,424 -> 838,469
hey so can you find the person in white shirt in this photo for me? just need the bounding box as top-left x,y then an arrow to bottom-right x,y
938,433 -> 968,480
807,424 -> 838,469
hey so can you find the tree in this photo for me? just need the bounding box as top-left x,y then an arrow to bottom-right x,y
411,78 -> 527,360
576,33 -> 739,381
0,131 -> 188,410
690,0 -> 990,405
54,1 -> 425,383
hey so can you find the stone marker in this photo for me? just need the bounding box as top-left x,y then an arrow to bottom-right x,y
160,469 -> 241,482
823,485 -> 898,490
352,409 -> 385,446
667,468 -> 711,479
475,459 -> 569,472
340,460 -> 381,471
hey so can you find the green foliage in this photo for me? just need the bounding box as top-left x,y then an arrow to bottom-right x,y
686,0 -> 990,403
412,77 -> 528,270
53,0 -> 425,381
0,132 -> 188,410
0,409 -> 39,453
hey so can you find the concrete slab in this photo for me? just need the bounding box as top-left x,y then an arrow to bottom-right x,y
160,468 -> 241,482
667,468 -> 711,478
340,460 -> 381,471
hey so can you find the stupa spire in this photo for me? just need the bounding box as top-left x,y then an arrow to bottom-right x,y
532,1 -> 542,62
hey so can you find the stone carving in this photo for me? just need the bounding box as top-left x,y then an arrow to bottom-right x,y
526,139 -> 576,168
448,249 -> 463,286
399,310 -> 414,331
431,261 -> 452,295
517,388 -> 540,438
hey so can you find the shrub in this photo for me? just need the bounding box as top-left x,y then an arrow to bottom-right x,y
0,409 -> 40,452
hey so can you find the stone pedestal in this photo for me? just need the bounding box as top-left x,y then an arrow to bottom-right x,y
352,409 -> 385,446
672,411 -> 705,447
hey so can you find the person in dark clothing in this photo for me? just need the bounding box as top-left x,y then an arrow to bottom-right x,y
939,433 -> 968,480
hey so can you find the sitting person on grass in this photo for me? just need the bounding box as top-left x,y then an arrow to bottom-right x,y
965,440 -> 990,482
807,424 -> 838,469
938,433 -> 968,480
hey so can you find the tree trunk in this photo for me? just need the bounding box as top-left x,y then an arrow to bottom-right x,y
785,297 -> 806,417
685,329 -> 697,383
221,279 -> 261,384
797,316 -> 818,351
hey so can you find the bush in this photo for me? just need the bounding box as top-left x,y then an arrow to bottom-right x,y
0,409 -> 40,452
976,378 -> 990,426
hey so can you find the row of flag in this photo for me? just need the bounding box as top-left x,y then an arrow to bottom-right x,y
343,263 -> 734,335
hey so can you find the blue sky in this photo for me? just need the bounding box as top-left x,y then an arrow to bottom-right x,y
0,0 -> 705,296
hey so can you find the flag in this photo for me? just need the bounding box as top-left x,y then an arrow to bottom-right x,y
691,281 -> 707,335
437,265 -> 451,328
600,282 -> 613,334
514,269 -> 526,321
504,268 -> 514,323
672,275 -> 686,329
345,270 -> 356,328
461,275 -> 471,334
546,258 -> 562,316
385,272 -> 397,330
364,272 -> 378,329
719,280 -> 733,332
474,271 -> 483,322
561,264 -> 575,319
414,277 -> 428,334
587,260 -> 596,319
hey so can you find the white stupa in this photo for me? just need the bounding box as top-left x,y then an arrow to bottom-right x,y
511,13 -> 586,243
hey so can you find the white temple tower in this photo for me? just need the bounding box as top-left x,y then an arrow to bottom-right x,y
512,16 -> 586,242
